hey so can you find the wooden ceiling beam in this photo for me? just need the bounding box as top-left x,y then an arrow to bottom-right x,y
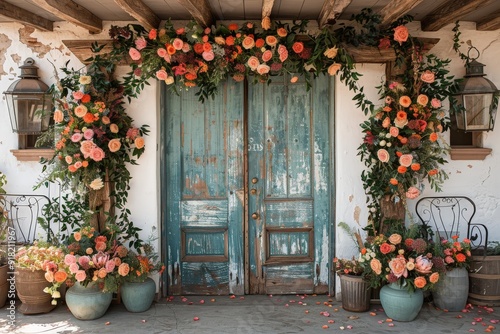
317,0 -> 353,28
32,0 -> 102,33
421,0 -> 494,31
114,0 -> 160,31
0,0 -> 53,31
379,0 -> 423,27
175,0 -> 213,27
262,0 -> 275,18
476,10 -> 500,30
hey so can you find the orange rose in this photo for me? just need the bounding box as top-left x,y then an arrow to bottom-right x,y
390,178 -> 398,185
414,276 -> 427,289
118,263 -> 130,276
417,94 -> 429,106
53,109 -> 64,123
399,96 -> 412,108
456,253 -> 467,262
110,124 -> 119,133
108,138 -> 121,153
81,94 -> 91,103
135,137 -> 145,149
193,43 -> 204,54
83,112 -> 95,123
429,272 -> 440,284
327,63 -> 341,76
265,35 -> 278,47
370,258 -> 382,275
98,268 -> 107,279
242,36 -> 255,49
411,163 -> 421,171
54,270 -> 68,283
292,42 -> 304,54
428,169 -> 438,176
429,132 -> 438,142
74,105 -> 88,118
255,38 -> 265,48
396,111 -> 407,120
397,166 -> 407,174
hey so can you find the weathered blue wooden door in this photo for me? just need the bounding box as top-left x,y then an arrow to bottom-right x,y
163,75 -> 332,295
164,81 -> 245,295
247,74 -> 332,294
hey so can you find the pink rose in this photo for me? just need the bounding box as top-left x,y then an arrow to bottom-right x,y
182,42 -> 190,53
72,91 -> 84,100
389,126 -> 399,137
71,133 -> 83,142
126,127 -> 139,140
69,263 -> 79,274
129,47 -> 141,61
157,48 -> 167,57
172,38 -> 184,50
78,256 -> 90,269
247,56 -> 260,70
89,147 -> 105,162
278,44 -> 287,55
74,161 -> 82,169
377,149 -> 390,163
406,186 -> 420,199
431,98 -> 441,108
202,50 -> 215,61
64,254 -> 76,265
262,50 -> 273,62
279,49 -> 288,62
105,260 -> 116,273
164,54 -> 172,63
399,154 -> 413,167
156,69 -> 168,81
83,129 -> 94,140
80,140 -> 95,158
75,270 -> 86,282
420,70 -> 435,83
135,37 -> 147,50
393,25 -> 409,45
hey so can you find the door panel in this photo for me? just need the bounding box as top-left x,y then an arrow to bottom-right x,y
164,81 -> 245,295
248,74 -> 332,294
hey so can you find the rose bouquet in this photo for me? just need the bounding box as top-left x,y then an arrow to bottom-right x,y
432,235 -> 472,271
15,242 -> 69,305
120,238 -> 164,283
359,227 -> 440,292
63,224 -> 129,293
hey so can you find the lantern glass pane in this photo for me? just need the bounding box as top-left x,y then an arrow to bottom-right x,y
12,94 -> 51,134
463,94 -> 493,130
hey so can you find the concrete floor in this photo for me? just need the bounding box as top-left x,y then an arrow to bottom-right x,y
1,295 -> 499,333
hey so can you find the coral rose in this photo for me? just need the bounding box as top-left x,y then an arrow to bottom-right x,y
118,263 -> 130,276
156,69 -> 168,81
290,76 -> 298,83
135,137 -> 145,149
399,96 -> 412,108
265,35 -> 278,47
327,63 -> 341,76
54,270 -> 67,283
262,50 -> 273,62
389,256 -> 408,278
292,42 -> 304,54
73,91 -> 84,100
390,178 -> 398,185
255,38 -> 265,48
172,38 -> 184,50
370,258 -> 382,275
377,149 -> 390,163
128,47 -> 141,61
431,98 -> 441,108
247,56 -> 260,70
108,138 -> 121,153
429,272 -> 439,284
256,64 -> 270,75
389,126 -> 399,137
393,25 -> 409,45
397,166 -> 407,174
406,186 -> 420,199
110,124 -> 119,133
420,70 -> 435,83
380,242 -> 393,254
53,109 -> 64,123
89,147 -> 105,162
74,105 -> 88,118
242,36 -> 255,49
414,276 -> 427,289
277,27 -> 287,37
411,163 -> 421,171
202,50 -> 215,61
417,94 -> 429,106
429,132 -> 438,142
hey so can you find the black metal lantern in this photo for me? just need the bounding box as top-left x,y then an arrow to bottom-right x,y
3,58 -> 52,135
453,59 -> 499,132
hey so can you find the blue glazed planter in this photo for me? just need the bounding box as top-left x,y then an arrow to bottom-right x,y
380,283 -> 423,321
65,282 -> 113,320
121,277 -> 156,312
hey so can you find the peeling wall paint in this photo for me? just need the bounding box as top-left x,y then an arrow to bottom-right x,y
19,26 -> 51,57
0,34 -> 12,78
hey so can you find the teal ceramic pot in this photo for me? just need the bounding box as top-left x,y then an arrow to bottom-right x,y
380,283 -> 423,321
121,277 -> 156,312
432,267 -> 469,311
65,282 -> 113,320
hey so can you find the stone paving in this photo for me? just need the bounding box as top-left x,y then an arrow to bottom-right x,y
0,295 -> 499,333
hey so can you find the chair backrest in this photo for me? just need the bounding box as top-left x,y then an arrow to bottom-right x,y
415,196 -> 488,252
0,194 -> 53,244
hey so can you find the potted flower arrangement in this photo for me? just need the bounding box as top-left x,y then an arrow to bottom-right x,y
0,171 -> 9,308
431,236 -> 472,311
359,225 -> 440,321
63,223 -> 130,320
119,237 -> 165,312
333,257 -> 371,312
14,242 -> 67,314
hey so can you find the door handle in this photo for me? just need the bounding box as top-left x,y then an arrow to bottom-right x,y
251,212 -> 259,220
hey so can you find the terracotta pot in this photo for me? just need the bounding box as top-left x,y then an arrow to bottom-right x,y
0,264 -> 8,308
14,267 -> 56,314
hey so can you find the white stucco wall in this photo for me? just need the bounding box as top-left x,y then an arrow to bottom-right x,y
0,20 -> 499,294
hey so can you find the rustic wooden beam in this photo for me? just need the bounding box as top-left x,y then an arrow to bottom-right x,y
32,0 -> 102,34
114,0 -> 161,31
379,0 -> 423,27
0,0 -> 53,31
476,10 -> 500,31
318,0 -> 353,28
262,0 -> 275,18
345,37 -> 439,63
175,0 -> 213,28
62,40 -> 119,64
421,0 -> 493,31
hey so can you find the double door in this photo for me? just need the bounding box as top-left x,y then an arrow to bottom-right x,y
163,75 -> 332,295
